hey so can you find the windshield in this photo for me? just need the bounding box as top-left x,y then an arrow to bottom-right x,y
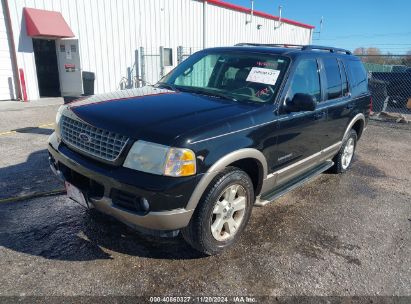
158,51 -> 290,103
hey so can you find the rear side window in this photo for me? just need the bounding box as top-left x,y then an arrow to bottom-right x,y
338,60 -> 349,96
347,60 -> 368,96
323,58 -> 342,100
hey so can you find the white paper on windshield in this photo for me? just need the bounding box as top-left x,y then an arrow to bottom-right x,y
246,67 -> 281,85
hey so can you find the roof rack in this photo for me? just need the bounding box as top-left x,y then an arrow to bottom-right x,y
302,45 -> 352,55
235,43 -> 352,55
235,43 -> 303,48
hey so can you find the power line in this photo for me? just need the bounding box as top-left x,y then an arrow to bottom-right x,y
349,47 -> 411,51
370,44 -> 411,46
318,32 -> 411,40
356,55 -> 409,57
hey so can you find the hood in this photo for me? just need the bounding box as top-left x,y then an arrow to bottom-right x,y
68,87 -> 260,145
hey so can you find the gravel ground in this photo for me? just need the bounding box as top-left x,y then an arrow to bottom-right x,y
0,102 -> 410,299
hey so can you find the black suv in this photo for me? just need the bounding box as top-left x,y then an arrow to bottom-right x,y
48,45 -> 371,255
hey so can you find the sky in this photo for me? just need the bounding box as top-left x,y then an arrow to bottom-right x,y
227,0 -> 411,54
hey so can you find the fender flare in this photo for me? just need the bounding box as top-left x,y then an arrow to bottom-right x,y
344,113 -> 365,139
186,148 -> 268,210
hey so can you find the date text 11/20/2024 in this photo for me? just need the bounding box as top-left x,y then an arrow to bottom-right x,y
148,296 -> 258,303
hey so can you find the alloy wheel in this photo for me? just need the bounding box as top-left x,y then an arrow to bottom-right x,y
210,184 -> 247,241
342,138 -> 355,169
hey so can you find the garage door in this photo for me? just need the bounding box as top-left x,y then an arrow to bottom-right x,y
0,3 -> 15,100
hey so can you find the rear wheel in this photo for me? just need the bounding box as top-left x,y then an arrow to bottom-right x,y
182,167 -> 254,255
330,129 -> 357,173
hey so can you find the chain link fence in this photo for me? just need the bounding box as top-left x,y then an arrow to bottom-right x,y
358,55 -> 411,115
177,46 -> 202,64
119,46 -> 203,90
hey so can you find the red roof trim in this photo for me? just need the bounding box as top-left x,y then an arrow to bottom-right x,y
24,7 -> 74,38
206,0 -> 315,30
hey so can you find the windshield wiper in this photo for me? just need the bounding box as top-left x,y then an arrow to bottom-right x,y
156,82 -> 179,92
182,87 -> 237,102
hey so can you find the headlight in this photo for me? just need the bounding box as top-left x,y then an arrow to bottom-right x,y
55,105 -> 64,128
124,141 -> 169,175
124,141 -> 196,177
55,105 -> 65,138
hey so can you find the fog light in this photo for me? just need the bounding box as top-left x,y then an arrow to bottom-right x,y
140,197 -> 150,212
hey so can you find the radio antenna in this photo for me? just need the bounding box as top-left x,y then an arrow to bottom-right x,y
313,17 -> 324,40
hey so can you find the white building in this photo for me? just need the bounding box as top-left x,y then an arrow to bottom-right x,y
0,0 -> 314,101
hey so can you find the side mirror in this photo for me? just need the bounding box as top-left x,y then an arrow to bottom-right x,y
285,93 -> 316,112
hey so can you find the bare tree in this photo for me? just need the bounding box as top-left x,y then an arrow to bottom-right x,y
366,47 -> 384,64
353,47 -> 366,56
353,47 -> 384,64
402,50 -> 411,67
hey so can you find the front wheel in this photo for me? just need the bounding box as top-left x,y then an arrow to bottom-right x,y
330,129 -> 358,173
182,167 -> 254,255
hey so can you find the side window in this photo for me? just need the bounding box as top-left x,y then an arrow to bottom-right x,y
287,59 -> 321,103
339,60 -> 349,96
323,58 -> 343,100
347,60 -> 368,96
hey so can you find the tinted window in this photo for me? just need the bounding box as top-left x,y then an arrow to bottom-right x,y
175,54 -> 218,87
347,60 -> 368,96
323,58 -> 342,100
338,60 -> 349,96
287,59 -> 321,103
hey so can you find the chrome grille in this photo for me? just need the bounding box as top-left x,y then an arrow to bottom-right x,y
60,115 -> 129,162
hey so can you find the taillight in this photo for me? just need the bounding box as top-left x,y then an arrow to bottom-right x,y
370,96 -> 373,112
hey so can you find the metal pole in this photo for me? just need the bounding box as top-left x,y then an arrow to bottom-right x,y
3,0 -> 22,100
159,46 -> 165,78
246,0 -> 254,24
127,67 -> 132,89
140,47 -> 146,86
203,0 -> 207,49
135,49 -> 140,87
177,46 -> 183,65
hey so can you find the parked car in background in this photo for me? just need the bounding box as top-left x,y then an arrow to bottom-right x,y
48,44 -> 371,255
391,65 -> 409,73
370,70 -> 411,109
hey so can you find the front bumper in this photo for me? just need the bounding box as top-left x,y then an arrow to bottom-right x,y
47,133 -> 197,231
88,197 -> 193,231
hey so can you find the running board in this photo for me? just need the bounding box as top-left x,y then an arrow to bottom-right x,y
255,160 -> 334,207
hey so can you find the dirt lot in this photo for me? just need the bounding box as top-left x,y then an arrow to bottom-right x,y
0,100 -> 410,300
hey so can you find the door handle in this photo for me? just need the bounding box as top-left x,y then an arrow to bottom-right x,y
314,111 -> 326,120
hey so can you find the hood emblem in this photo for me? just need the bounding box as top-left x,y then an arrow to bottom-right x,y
78,133 -> 92,143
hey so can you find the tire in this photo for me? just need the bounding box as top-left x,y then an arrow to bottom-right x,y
182,167 -> 254,255
330,129 -> 358,174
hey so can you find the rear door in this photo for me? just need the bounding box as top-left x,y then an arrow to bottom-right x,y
320,57 -> 353,146
345,59 -> 371,119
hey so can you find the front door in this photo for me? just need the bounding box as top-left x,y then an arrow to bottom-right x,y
272,57 -> 328,186
56,39 -> 83,97
33,39 -> 61,97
